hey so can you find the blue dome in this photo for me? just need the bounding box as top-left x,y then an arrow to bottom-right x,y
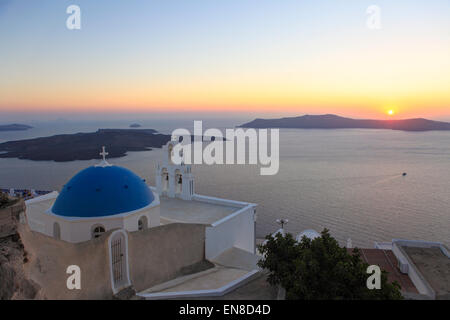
52,166 -> 154,218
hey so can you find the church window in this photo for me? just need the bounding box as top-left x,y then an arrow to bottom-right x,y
138,216 -> 148,231
92,225 -> 106,239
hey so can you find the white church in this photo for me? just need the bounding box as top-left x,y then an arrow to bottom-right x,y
22,140 -> 259,299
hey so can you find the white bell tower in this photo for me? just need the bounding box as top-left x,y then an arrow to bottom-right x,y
156,140 -> 194,200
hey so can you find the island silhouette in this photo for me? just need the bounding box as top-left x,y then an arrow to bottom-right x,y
0,129 -> 171,162
0,124 -> 33,131
0,129 -> 225,162
240,114 -> 450,131
2,115 -> 450,162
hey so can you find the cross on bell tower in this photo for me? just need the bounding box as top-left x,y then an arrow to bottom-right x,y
96,146 -> 112,167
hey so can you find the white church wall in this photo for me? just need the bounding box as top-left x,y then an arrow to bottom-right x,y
27,212 -> 124,243
67,218 -> 123,243
143,192 -> 160,228
123,210 -> 159,232
26,197 -> 57,238
123,199 -> 160,232
63,204 -> 161,242
25,190 -> 161,243
148,205 -> 161,228
192,194 -> 253,208
205,205 -> 256,260
123,213 -> 143,232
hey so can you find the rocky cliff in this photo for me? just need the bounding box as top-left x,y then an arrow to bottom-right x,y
0,200 -> 41,300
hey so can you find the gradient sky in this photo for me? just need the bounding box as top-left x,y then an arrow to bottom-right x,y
1,0 -> 450,119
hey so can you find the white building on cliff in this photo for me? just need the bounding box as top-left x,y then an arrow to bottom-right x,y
23,141 -> 259,299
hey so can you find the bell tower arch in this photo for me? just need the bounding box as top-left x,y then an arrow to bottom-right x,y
156,141 -> 194,200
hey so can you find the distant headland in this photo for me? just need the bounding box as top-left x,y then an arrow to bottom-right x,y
240,114 -> 450,131
0,129 -> 171,162
0,124 -> 33,131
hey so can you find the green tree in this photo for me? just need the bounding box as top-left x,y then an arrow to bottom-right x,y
258,229 -> 403,300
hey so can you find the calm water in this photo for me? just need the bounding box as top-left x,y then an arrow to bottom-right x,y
0,120 -> 449,248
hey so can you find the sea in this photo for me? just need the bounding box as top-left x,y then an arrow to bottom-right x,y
0,118 -> 449,248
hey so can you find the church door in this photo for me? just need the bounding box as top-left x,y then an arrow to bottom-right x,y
109,230 -> 131,293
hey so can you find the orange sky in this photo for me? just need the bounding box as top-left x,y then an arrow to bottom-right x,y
1,1 -> 449,120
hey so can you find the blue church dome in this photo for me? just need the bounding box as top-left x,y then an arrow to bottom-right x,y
52,165 -> 154,218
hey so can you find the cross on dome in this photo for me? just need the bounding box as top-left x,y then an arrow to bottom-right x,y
96,146 -> 112,167
100,146 -> 108,161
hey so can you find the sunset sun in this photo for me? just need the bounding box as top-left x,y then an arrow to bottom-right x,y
387,109 -> 395,116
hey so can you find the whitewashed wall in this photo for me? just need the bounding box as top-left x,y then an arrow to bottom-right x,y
205,205 -> 256,260
26,192 -> 161,243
